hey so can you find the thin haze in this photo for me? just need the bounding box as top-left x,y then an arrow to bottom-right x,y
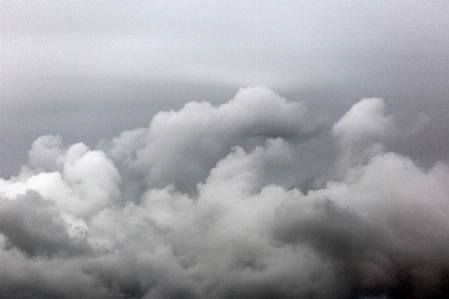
1,2 -> 449,299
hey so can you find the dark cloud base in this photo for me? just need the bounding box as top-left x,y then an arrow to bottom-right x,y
1,87 -> 449,299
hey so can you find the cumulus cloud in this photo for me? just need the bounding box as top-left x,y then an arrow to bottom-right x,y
103,86 -> 313,196
1,87 -> 448,299
0,191 -> 91,257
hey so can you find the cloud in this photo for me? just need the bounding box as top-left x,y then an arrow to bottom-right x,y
103,86 -> 312,195
0,191 -> 91,257
332,98 -> 394,148
1,87 -> 449,298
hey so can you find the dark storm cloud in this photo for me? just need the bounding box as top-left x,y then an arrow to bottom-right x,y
1,88 -> 449,298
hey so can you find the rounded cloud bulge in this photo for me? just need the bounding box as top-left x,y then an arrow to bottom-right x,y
102,86 -> 313,196
1,87 -> 449,299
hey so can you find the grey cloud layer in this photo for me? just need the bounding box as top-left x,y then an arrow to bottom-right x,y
1,87 -> 449,299
4,2 -> 449,89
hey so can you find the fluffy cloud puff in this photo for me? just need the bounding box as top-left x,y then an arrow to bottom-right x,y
102,86 -> 312,196
1,87 -> 448,299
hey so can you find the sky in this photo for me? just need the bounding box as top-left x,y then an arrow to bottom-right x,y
1,1 -> 449,299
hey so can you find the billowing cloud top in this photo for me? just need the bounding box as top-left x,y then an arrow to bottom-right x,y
1,87 -> 449,299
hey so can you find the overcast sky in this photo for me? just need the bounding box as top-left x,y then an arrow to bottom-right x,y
1,2 -> 449,299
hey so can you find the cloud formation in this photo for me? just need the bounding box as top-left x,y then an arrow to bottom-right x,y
1,87 -> 449,299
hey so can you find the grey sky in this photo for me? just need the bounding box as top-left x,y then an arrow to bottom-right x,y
3,2 -> 449,177
2,1 -> 449,179
1,2 -> 449,298
4,2 -> 449,87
